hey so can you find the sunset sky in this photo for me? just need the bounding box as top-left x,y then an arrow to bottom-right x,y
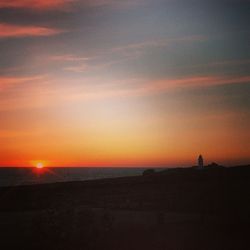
0,0 -> 249,167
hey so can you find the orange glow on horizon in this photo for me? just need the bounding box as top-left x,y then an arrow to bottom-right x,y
30,161 -> 48,169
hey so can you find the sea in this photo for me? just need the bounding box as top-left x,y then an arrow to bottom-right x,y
0,167 -> 157,187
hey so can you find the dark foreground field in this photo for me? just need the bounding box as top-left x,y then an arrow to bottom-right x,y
0,165 -> 250,250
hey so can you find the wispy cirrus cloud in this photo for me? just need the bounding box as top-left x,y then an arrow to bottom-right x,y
145,75 -> 250,93
0,0 -> 144,10
67,75 -> 250,101
52,55 -> 89,72
50,54 -> 90,62
0,75 -> 61,111
0,75 -> 44,91
0,0 -> 75,10
0,23 -> 63,38
180,59 -> 250,71
84,0 -> 146,8
56,35 -> 208,74
111,35 -> 207,54
64,64 -> 88,72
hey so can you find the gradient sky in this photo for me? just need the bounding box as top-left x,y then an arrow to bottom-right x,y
0,0 -> 249,167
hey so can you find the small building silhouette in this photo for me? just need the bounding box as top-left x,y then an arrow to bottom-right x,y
198,155 -> 204,169
142,169 -> 155,176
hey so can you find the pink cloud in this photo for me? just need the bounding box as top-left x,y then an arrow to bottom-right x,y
0,0 -> 143,10
0,0 -> 75,10
0,75 -> 43,91
0,23 -> 63,38
0,75 -> 62,111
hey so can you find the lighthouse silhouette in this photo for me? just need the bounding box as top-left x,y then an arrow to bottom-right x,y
198,155 -> 204,169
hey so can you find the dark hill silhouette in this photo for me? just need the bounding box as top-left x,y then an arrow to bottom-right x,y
0,165 -> 250,250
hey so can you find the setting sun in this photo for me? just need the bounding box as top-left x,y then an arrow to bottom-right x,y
36,162 -> 44,169
31,160 -> 48,169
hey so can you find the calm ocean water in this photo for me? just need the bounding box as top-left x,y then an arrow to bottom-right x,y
0,167 -> 151,187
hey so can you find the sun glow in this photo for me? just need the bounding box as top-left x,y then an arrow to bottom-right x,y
30,160 -> 49,169
36,162 -> 44,169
